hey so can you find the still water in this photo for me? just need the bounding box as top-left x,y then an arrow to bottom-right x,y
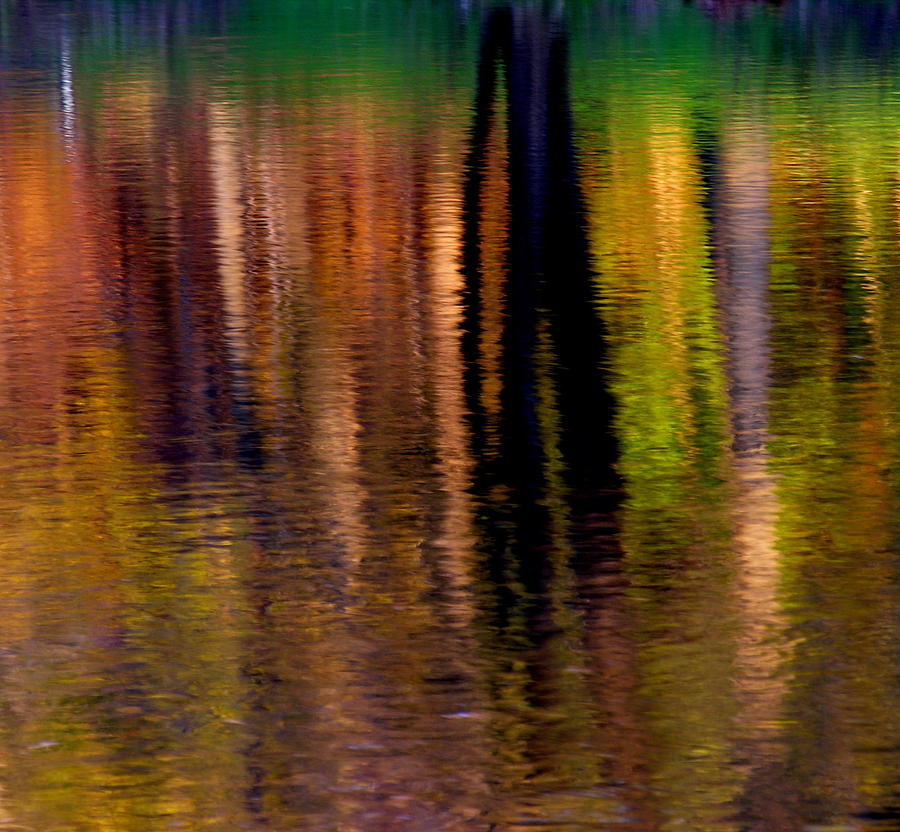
1,0 -> 899,829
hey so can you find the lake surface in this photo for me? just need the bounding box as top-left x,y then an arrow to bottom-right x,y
1,0 -> 900,829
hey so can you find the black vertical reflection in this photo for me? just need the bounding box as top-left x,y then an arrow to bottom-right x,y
462,4 -> 618,626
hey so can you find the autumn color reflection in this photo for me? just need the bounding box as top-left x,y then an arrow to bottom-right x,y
1,0 -> 900,829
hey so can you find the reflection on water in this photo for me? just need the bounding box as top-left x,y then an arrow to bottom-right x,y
2,0 -> 900,829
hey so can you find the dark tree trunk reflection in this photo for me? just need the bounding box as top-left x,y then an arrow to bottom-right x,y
462,2 -> 618,631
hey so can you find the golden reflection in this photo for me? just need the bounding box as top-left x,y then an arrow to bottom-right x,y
477,63 -> 510,443
582,96 -> 740,831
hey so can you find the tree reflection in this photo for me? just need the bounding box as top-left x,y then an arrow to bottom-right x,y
461,4 -> 624,823
462,0 -> 617,593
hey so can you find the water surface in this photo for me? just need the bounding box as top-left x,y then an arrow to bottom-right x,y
1,0 -> 900,829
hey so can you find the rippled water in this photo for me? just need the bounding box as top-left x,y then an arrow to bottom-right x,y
1,0 -> 900,829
